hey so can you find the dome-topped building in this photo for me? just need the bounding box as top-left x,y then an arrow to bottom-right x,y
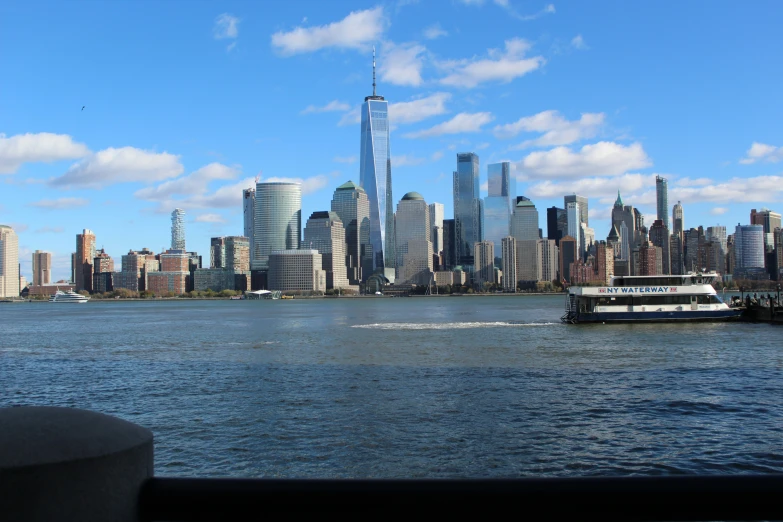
402,191 -> 424,201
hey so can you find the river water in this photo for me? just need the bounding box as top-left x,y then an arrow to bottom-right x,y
2,296 -> 782,477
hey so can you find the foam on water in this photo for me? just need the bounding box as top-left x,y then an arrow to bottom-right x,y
351,321 -> 556,330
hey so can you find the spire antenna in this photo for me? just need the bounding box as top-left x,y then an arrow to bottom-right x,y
372,46 -> 376,97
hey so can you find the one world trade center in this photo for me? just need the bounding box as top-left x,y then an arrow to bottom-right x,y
360,48 -> 396,283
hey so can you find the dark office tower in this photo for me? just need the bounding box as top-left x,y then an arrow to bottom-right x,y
656,175 -> 669,230
547,207 -> 567,246
563,195 -> 588,227
453,153 -> 482,270
672,201 -> 684,238
559,235 -> 577,284
649,219 -> 671,274
443,219 -> 456,270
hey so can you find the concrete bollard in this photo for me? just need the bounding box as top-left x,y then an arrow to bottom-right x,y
0,406 -> 153,522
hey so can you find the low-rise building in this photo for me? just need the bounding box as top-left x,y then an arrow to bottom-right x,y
268,250 -> 326,292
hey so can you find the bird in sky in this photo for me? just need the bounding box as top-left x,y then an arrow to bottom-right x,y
81,106 -> 85,111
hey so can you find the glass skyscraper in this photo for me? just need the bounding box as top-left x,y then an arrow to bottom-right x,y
171,208 -> 186,251
563,195 -> 588,227
252,182 -> 301,271
331,181 -> 371,284
453,153 -> 482,269
360,51 -> 395,282
656,175 -> 669,229
483,162 -> 515,262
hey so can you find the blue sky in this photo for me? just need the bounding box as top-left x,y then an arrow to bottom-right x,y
2,0 -> 782,281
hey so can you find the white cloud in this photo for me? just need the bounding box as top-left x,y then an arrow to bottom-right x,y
393,154 -> 427,167
264,175 -> 330,194
571,35 -> 587,50
34,226 -> 65,233
710,207 -> 729,216
301,100 -> 351,114
194,213 -> 227,224
380,42 -> 426,87
28,197 -> 90,209
390,92 -> 450,124
431,151 -> 444,161
527,173 -> 657,199
438,38 -> 544,88
337,92 -> 451,127
145,177 -> 256,213
670,175 -> 783,203
404,112 -> 494,139
51,147 -> 183,188
134,163 -> 239,200
338,107 -> 361,126
516,141 -> 652,179
475,142 -> 490,150
214,14 -> 240,39
739,142 -> 783,164
0,132 -> 90,174
271,7 -> 385,55
676,177 -> 712,187
424,24 -> 447,40
333,155 -> 357,164
495,110 -> 605,148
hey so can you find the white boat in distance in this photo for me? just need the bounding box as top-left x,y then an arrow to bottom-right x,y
562,272 -> 742,323
49,290 -> 90,303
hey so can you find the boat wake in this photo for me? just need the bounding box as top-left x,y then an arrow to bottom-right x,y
351,321 -> 555,330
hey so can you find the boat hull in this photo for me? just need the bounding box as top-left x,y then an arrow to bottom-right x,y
571,309 -> 743,323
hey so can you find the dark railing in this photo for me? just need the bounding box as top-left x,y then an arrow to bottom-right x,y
139,474 -> 783,521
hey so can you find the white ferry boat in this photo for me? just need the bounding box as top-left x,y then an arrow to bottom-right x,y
49,290 -> 90,303
561,272 -> 742,323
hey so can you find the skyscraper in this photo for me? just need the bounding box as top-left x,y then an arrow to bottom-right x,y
734,224 -> 765,270
75,229 -> 96,293
32,250 -> 52,286
649,219 -> 671,274
473,240 -> 494,287
243,188 -> 256,262
0,225 -> 20,298
564,195 -> 588,227
546,207 -> 567,246
331,181 -> 371,284
429,202 -> 445,258
672,201 -> 684,238
453,152 -> 482,270
567,201 -> 581,260
303,211 -> 349,290
501,236 -> 517,291
511,197 -> 539,242
483,162 -> 515,257
750,208 -> 782,234
559,236 -> 577,284
395,192 -> 432,285
252,182 -> 302,271
443,219 -> 456,270
360,48 -> 395,282
656,175 -> 669,229
171,208 -> 186,250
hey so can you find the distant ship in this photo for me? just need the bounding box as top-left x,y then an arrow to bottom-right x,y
562,272 -> 742,323
49,290 -> 90,303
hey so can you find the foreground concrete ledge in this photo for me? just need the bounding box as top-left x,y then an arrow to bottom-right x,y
0,406 -> 154,522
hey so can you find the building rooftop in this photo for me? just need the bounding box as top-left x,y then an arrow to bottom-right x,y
402,192 -> 424,201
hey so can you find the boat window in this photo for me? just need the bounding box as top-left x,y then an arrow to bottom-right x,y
641,295 -> 691,306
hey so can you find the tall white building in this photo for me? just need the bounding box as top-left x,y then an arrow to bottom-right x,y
395,192 -> 433,285
303,211 -> 350,290
331,181 -> 371,284
243,188 -> 256,262
567,202 -> 581,260
252,182 -> 302,271
501,236 -> 517,291
734,224 -> 765,269
0,225 -> 20,298
428,202 -> 445,258
171,208 -> 186,250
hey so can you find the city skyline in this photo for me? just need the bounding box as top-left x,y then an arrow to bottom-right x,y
2,2 -> 782,281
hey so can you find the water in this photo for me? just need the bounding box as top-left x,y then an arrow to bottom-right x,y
2,296 -> 782,477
